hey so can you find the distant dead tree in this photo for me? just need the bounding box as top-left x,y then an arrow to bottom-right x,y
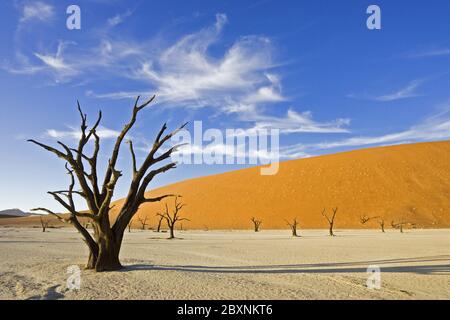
391,218 -> 411,233
378,219 -> 386,233
155,213 -> 164,232
137,215 -> 149,230
285,218 -> 300,237
40,216 -> 50,232
128,219 -> 133,233
321,207 -> 338,236
30,95 -> 187,271
157,196 -> 189,239
359,215 -> 378,225
251,217 -> 262,232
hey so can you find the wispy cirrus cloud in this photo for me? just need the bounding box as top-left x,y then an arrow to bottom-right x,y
8,11 -> 356,150
32,41 -> 79,81
3,41 -> 78,82
45,126 -> 120,140
374,80 -> 423,102
407,48 -> 450,58
19,1 -> 55,25
280,105 -> 450,158
107,9 -> 134,27
123,13 -> 282,110
237,109 -> 350,135
348,79 -> 424,102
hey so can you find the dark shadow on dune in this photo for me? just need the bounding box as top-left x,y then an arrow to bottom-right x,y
123,255 -> 450,275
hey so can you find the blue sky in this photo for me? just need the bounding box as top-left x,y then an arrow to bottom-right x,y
1,0 -> 450,212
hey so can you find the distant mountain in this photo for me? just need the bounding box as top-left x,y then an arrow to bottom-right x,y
0,209 -> 32,218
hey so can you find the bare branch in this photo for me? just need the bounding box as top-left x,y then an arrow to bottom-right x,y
31,208 -> 68,223
28,139 -> 72,162
127,140 -> 137,175
102,95 -> 156,197
142,194 -> 177,203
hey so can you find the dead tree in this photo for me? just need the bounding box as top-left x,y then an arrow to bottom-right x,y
359,215 -> 377,225
127,219 -> 133,233
155,213 -> 164,232
321,207 -> 338,236
251,217 -> 262,232
391,219 -> 410,233
30,95 -> 186,271
285,218 -> 300,237
157,196 -> 189,239
40,216 -> 50,232
378,219 -> 385,233
137,215 -> 149,230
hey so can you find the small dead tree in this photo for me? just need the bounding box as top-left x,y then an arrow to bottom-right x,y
137,215 -> 149,230
359,215 -> 376,225
157,196 -> 189,239
30,95 -> 187,271
128,219 -> 133,233
155,213 -> 164,232
285,218 -> 300,237
391,218 -> 410,233
321,207 -> 338,236
40,216 -> 50,232
251,217 -> 262,232
378,219 -> 386,233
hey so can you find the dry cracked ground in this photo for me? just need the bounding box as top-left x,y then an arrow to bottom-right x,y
1,227 -> 449,299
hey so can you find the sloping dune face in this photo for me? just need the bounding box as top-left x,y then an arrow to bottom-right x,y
111,141 -> 450,230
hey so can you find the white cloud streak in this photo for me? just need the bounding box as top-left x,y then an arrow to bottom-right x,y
20,1 -> 54,24
107,9 -> 134,27
408,48 -> 450,58
374,80 -> 423,102
243,109 -> 350,135
125,13 -> 282,110
280,108 -> 450,158
348,80 -> 424,102
45,126 -> 120,139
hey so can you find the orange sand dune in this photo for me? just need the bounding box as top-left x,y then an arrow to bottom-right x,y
2,141 -> 450,230
119,140 -> 450,229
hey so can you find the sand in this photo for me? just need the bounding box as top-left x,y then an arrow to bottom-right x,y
121,140 -> 450,230
1,227 -> 449,300
2,140 -> 450,231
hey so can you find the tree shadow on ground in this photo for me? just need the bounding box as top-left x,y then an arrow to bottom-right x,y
123,255 -> 450,275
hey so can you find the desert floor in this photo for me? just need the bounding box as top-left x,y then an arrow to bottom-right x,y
0,227 -> 449,300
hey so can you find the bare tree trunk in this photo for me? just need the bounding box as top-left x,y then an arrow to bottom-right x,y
156,216 -> 163,232
329,224 -> 334,236
322,208 -> 337,237
292,227 -> 298,237
251,217 -> 262,232
285,218 -> 299,237
40,216 -> 48,232
169,225 -> 175,239
86,251 -> 97,270
94,226 -> 122,271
